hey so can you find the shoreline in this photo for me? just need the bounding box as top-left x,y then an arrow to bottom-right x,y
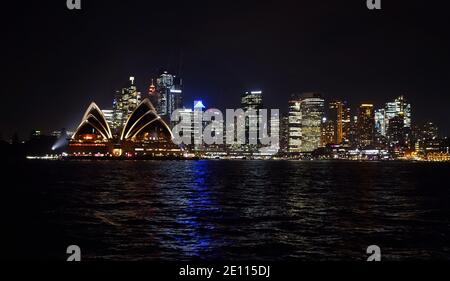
20,156 -> 450,163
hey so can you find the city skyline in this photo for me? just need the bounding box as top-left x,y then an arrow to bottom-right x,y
2,72 -> 448,141
3,70 -> 447,143
3,1 -> 450,264
8,72 -> 447,162
2,0 -> 450,139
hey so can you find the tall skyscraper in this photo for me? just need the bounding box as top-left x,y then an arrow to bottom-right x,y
279,114 -> 289,153
329,101 -> 343,144
241,91 -> 263,111
321,117 -> 335,146
155,71 -> 183,118
322,100 -> 351,146
327,100 -> 351,144
375,108 -> 386,136
341,103 -> 351,144
193,100 -> 206,151
357,104 -> 375,147
300,93 -> 325,152
387,113 -> 406,149
173,100 -> 207,152
288,95 -> 302,152
241,91 -> 263,147
112,77 -> 142,134
288,93 -> 324,152
384,95 -> 411,134
375,95 -> 412,149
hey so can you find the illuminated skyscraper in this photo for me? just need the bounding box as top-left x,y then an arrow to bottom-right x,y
387,113 -> 406,149
279,114 -> 289,153
321,117 -> 335,146
241,91 -> 263,111
241,91 -> 263,147
381,95 -> 412,148
112,77 -> 142,135
329,101 -> 342,144
384,95 -> 411,133
357,104 -> 375,147
327,100 -> 352,144
341,103 -> 351,144
375,108 -> 386,136
288,93 -> 324,152
288,95 -> 302,152
155,71 -> 183,118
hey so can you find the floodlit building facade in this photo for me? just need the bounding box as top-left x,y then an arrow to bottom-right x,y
288,93 -> 324,153
69,99 -> 182,158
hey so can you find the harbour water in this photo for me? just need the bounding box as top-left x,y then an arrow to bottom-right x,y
2,160 -> 450,261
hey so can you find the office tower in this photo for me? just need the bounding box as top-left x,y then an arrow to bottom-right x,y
193,100 -> 206,151
300,93 -> 324,152
382,96 -> 412,148
374,108 -> 388,149
112,77 -> 142,134
241,91 -> 263,147
412,121 -> 440,153
375,108 -> 386,136
321,117 -> 335,146
341,103 -> 351,144
155,71 -> 183,118
148,78 -> 157,108
326,100 -> 350,145
241,91 -> 263,111
348,115 -> 358,146
384,95 -> 411,134
329,101 -> 343,144
357,104 -> 375,147
176,107 -> 194,149
288,95 -> 302,152
387,113 -> 406,149
288,93 -> 324,152
279,114 -> 289,153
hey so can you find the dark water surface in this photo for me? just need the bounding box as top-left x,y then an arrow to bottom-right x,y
2,160 -> 450,261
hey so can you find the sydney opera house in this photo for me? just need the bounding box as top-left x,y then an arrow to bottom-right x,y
68,99 -> 183,158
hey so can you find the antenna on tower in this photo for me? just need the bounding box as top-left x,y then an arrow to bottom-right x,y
149,78 -> 156,94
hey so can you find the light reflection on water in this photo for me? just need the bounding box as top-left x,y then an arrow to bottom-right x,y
3,160 -> 450,260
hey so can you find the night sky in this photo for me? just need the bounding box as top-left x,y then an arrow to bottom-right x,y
1,0 -> 449,139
